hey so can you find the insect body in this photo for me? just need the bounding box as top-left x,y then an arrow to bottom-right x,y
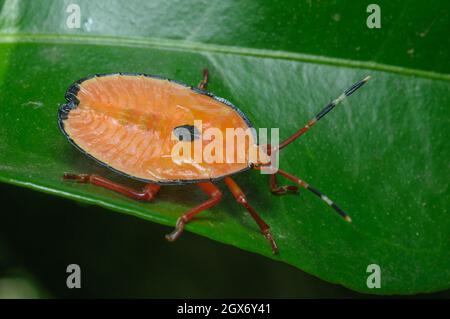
59,69 -> 370,254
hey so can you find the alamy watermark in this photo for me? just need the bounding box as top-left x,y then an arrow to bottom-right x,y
366,264 -> 381,289
366,4 -> 381,29
170,120 -> 279,174
66,264 -> 81,289
66,4 -> 81,29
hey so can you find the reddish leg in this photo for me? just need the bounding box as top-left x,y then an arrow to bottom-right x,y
165,182 -> 222,242
224,176 -> 278,254
197,68 -> 209,90
258,144 -> 298,196
269,173 -> 299,195
63,173 -> 160,201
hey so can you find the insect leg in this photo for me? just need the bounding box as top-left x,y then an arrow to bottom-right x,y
63,173 -> 160,201
276,169 -> 352,223
197,68 -> 209,90
165,182 -> 222,242
269,173 -> 299,195
223,176 -> 278,254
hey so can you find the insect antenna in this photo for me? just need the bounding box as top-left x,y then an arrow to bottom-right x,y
277,169 -> 352,222
277,76 -> 371,150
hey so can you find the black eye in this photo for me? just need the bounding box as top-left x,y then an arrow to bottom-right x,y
173,124 -> 201,141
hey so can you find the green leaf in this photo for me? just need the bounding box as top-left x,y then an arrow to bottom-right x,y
0,0 -> 448,294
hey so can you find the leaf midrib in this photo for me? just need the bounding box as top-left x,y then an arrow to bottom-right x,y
0,33 -> 449,82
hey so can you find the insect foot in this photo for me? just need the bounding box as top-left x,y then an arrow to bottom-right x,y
271,185 -> 299,195
165,216 -> 188,242
263,229 -> 279,255
63,173 -> 91,183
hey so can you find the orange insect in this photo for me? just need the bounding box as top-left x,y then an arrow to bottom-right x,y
58,69 -> 370,254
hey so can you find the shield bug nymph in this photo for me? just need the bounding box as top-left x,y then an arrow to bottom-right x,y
59,69 -> 370,254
